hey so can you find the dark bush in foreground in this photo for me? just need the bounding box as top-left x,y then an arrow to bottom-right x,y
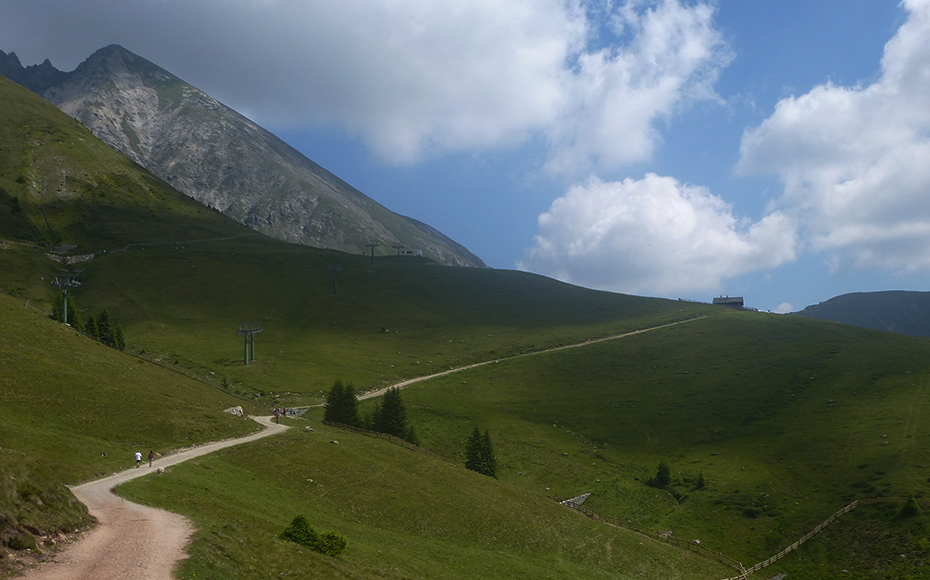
281,515 -> 318,547
281,515 -> 347,557
317,530 -> 348,556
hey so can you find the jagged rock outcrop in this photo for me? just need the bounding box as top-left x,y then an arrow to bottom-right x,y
1,46 -> 485,267
0,51 -> 68,93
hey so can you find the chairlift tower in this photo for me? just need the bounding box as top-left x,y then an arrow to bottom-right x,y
392,243 -> 404,256
236,324 -> 263,366
51,271 -> 81,324
328,265 -> 342,295
365,242 -> 379,264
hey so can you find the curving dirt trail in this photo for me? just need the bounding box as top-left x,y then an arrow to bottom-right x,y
358,317 -> 703,401
21,317 -> 703,579
21,416 -> 287,580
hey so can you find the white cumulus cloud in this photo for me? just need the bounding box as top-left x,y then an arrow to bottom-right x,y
0,0 -> 730,170
545,0 -> 731,173
737,0 -> 930,273
517,174 -> 797,296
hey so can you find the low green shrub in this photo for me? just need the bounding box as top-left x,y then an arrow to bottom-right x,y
318,530 -> 348,557
7,531 -> 38,552
281,515 -> 347,557
281,515 -> 318,548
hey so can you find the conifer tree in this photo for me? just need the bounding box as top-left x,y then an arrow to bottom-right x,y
481,429 -> 497,478
84,314 -> 99,341
652,458 -> 672,488
465,426 -> 497,478
465,426 -> 483,473
371,387 -> 417,443
323,379 -> 360,426
97,308 -> 114,345
67,294 -> 82,331
51,293 -> 82,330
114,323 -> 126,350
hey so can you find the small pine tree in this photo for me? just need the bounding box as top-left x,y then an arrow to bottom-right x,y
281,515 -> 319,548
97,308 -> 114,345
465,426 -> 497,478
66,294 -> 82,330
373,387 -> 416,443
323,379 -> 360,427
481,429 -> 497,478
113,323 -> 126,350
465,426 -> 483,472
652,459 -> 672,488
84,314 -> 99,341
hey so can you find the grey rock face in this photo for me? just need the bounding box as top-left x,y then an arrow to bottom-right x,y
10,45 -> 485,268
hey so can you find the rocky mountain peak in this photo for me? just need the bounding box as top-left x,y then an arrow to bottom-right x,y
2,45 -> 486,268
0,50 -> 68,92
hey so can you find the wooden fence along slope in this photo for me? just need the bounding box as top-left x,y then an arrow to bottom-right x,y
564,499 -> 861,579
323,418 -> 894,579
719,500 -> 859,579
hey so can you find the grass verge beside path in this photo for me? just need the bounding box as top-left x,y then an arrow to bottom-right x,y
355,315 -> 707,401
118,420 -> 733,580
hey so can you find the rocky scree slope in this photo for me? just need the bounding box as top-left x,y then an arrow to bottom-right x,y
0,45 -> 485,267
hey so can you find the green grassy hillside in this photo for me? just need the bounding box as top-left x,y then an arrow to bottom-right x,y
118,424 -> 731,580
3,65 -> 930,579
11,232 -> 930,578
6,234 -> 930,578
795,290 -> 930,338
379,310 -> 930,577
0,291 -> 259,572
62,236 -> 709,402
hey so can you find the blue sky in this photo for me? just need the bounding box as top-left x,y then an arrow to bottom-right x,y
2,1 -> 927,312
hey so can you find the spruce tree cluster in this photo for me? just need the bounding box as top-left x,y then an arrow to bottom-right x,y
323,379 -> 361,427
369,387 -> 418,444
83,308 -> 126,350
50,297 -> 125,351
464,426 -> 497,478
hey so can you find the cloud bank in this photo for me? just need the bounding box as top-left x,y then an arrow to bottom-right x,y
0,0 -> 729,171
737,0 -> 930,273
518,174 -> 797,295
524,1 -> 930,297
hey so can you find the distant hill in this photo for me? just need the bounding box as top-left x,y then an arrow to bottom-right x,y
0,45 -> 486,268
792,290 -> 930,337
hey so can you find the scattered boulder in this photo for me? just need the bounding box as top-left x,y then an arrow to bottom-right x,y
223,406 -> 243,417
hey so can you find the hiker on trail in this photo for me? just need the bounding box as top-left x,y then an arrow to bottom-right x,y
135,451 -> 142,468
275,408 -> 280,424
148,450 -> 154,467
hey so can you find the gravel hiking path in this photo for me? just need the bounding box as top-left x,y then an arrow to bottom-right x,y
358,316 -> 704,401
20,416 -> 287,580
